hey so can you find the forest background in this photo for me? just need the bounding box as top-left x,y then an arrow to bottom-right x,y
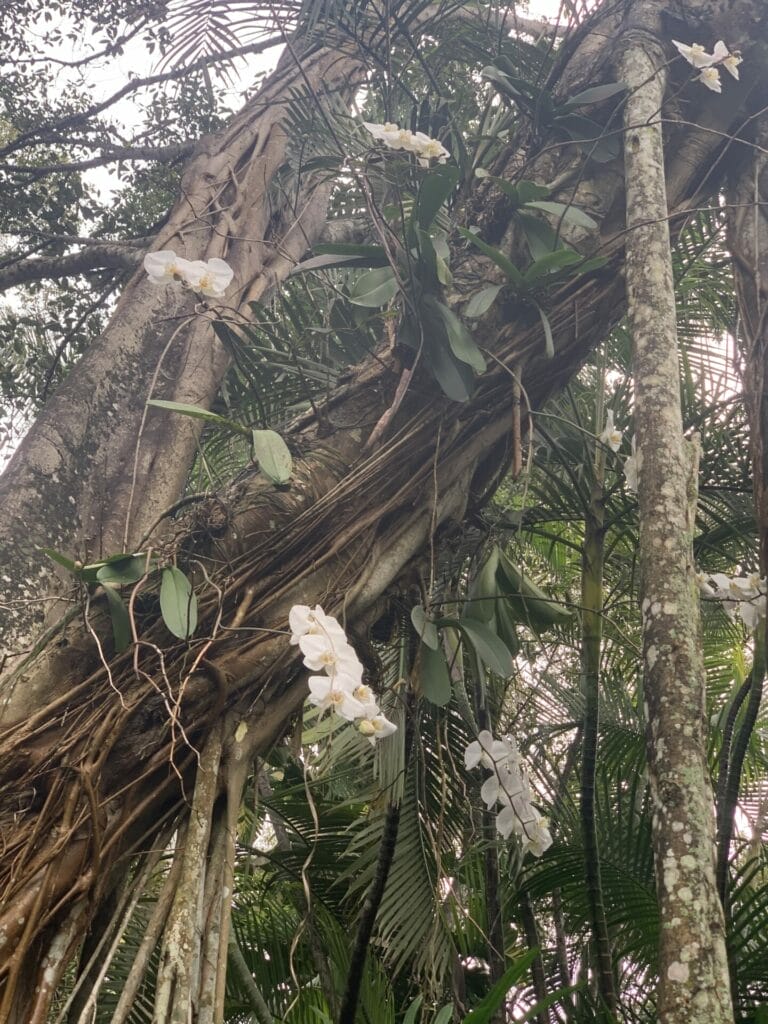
1,1 -> 767,1022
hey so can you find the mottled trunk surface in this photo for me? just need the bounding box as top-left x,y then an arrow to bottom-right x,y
620,38 -> 733,1024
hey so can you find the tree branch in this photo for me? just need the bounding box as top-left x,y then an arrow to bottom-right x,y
0,245 -> 142,293
0,143 -> 194,178
0,36 -> 284,161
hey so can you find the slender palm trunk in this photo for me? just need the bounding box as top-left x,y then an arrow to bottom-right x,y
620,36 -> 733,1024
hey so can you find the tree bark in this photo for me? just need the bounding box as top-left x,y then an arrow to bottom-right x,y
0,36 -> 364,662
620,35 -> 733,1024
0,0 -> 766,1018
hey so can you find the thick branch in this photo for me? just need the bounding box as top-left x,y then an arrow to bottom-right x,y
0,142 -> 194,178
0,245 -> 142,292
0,37 -> 284,161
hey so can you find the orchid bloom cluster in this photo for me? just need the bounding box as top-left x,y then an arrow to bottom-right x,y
699,572 -> 767,630
143,249 -> 234,298
623,435 -> 641,493
464,731 -> 552,857
363,121 -> 450,167
672,38 -> 742,93
290,604 -> 397,745
598,410 -> 622,453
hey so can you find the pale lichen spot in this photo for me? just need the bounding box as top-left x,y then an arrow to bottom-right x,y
680,854 -> 696,870
678,886 -> 693,902
667,961 -> 689,983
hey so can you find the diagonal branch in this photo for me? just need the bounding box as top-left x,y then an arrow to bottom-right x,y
0,245 -> 142,293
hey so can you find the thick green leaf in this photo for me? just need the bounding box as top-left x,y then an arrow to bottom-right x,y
433,1007 -> 453,1024
147,400 -> 250,437
516,180 -> 551,204
464,285 -> 502,318
425,297 -> 486,372
496,548 -> 574,628
160,567 -> 198,640
462,950 -> 538,1022
402,995 -> 423,1024
457,618 -> 514,676
251,429 -> 292,484
44,548 -> 78,573
290,252 -> 388,273
96,554 -> 148,586
517,212 -> 560,261
534,303 -> 555,359
415,164 -> 459,229
103,585 -> 132,653
425,337 -> 475,402
418,641 -> 452,705
347,266 -> 398,307
465,546 -> 500,623
561,81 -> 627,109
411,604 -> 439,649
524,200 -> 598,231
494,598 -> 521,658
523,248 -> 582,284
458,228 -> 523,289
313,242 -> 389,259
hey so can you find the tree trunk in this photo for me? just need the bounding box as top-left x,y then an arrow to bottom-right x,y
0,37 -> 364,664
1,0 -> 766,1018
620,36 -> 733,1024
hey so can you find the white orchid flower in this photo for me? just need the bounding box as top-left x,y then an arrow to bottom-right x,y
363,121 -> 448,164
480,764 -> 529,810
738,596 -> 766,630
673,39 -> 742,90
697,67 -> 722,92
465,730 -> 516,771
722,52 -> 742,79
411,131 -> 449,165
623,435 -> 641,492
671,39 -> 720,68
143,249 -> 194,286
672,39 -> 722,68
521,817 -> 553,856
363,121 -> 400,143
298,633 -> 363,682
289,604 -> 347,645
695,570 -> 716,597
710,40 -> 731,62
358,711 -> 398,744
184,257 -> 234,298
351,684 -> 376,705
599,410 -> 623,453
307,676 -> 366,720
709,573 -> 759,601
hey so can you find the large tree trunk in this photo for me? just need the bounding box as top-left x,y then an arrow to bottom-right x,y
0,37 -> 364,663
0,0 -> 766,1018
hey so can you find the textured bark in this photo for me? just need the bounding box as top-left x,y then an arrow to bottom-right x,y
0,0 -> 766,1017
620,37 -> 733,1024
0,37 -> 364,662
